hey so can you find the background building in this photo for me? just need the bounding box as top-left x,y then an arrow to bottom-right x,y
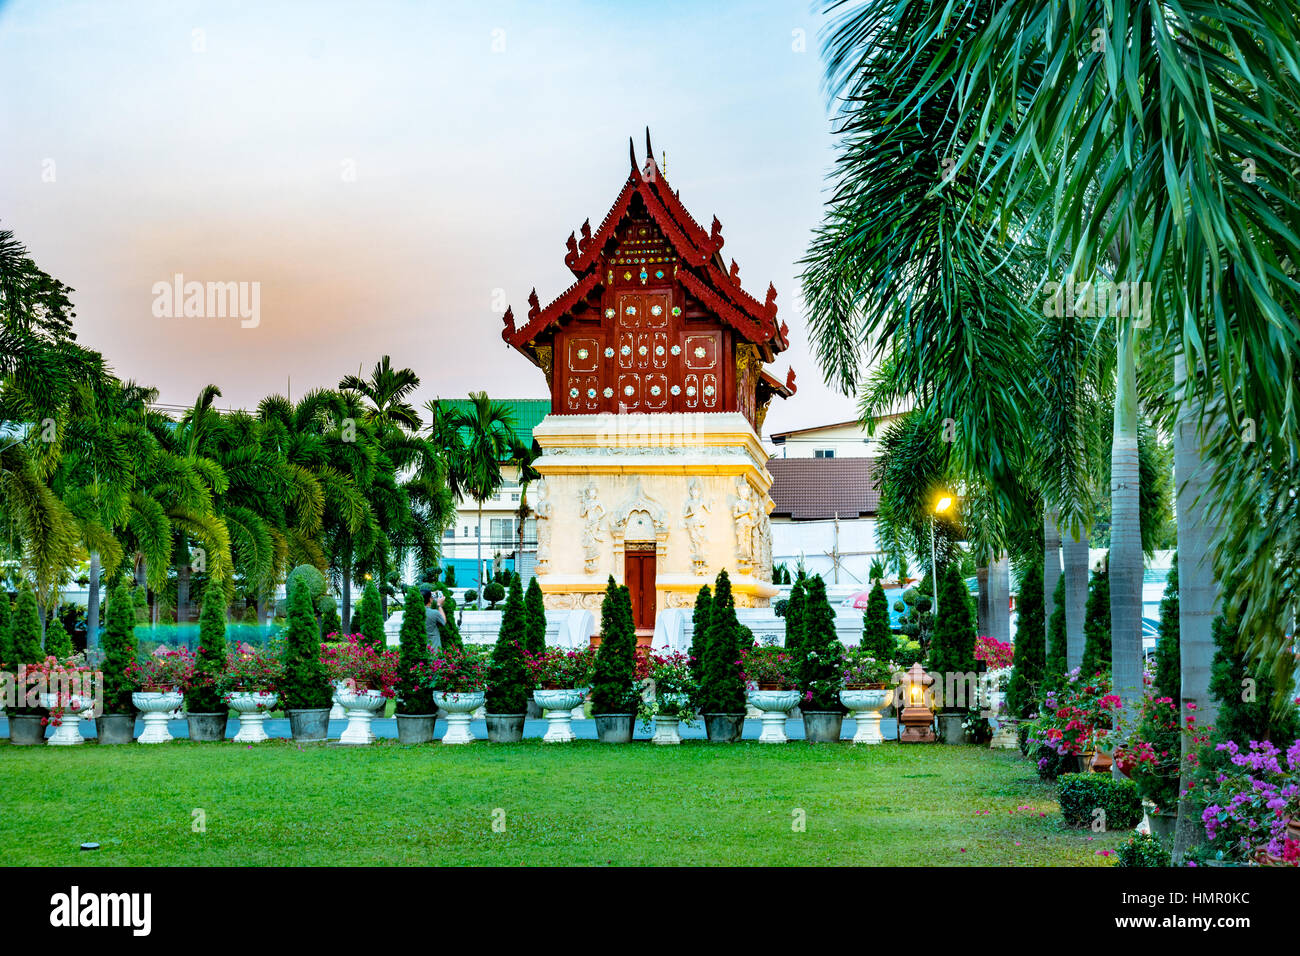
767,456 -> 882,586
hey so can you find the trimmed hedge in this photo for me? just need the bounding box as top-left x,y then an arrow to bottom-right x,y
1115,832 -> 1172,867
280,577 -> 333,710
697,570 -> 745,714
484,575 -> 529,714
101,585 -> 138,714
1057,773 -> 1142,830
524,576 -> 546,655
591,576 -> 637,714
397,586 -> 435,715
355,581 -> 385,652
187,580 -> 229,712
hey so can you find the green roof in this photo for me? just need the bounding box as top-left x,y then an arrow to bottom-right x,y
435,398 -> 550,450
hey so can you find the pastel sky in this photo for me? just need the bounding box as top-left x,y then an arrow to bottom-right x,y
0,0 -> 859,435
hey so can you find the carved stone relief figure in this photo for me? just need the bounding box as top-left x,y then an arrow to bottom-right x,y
682,477 -> 711,575
578,481 -> 605,574
534,479 -> 553,573
732,479 -> 758,570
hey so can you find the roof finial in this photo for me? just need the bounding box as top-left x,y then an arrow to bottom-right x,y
629,136 -> 638,173
645,127 -> 654,163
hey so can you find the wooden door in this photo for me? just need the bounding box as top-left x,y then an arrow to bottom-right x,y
624,547 -> 657,635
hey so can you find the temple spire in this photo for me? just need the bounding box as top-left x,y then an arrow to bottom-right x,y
645,127 -> 654,164
629,136 -> 638,172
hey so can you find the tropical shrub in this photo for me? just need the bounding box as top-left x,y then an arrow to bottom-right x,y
1192,739 -> 1300,864
463,589 -> 478,606
26,656 -> 94,727
696,569 -> 746,714
185,580 -> 229,713
591,577 -> 638,714
928,563 -> 976,693
797,574 -> 844,711
784,576 -> 807,660
440,590 -> 463,651
1153,557 -> 1179,700
355,581 -> 385,652
484,575 -> 529,714
637,650 -> 697,726
524,646 -> 596,689
396,586 -> 435,715
100,584 -> 138,714
1115,832 -> 1172,868
321,635 -> 399,697
1057,773 -> 1143,830
318,594 -> 342,642
1031,669 -> 1122,759
127,647 -> 196,691
278,577 -> 332,710
0,591 -> 13,672
689,584 -> 712,684
1006,558 -> 1044,717
841,644 -> 895,687
975,635 -> 1014,670
740,642 -> 798,689
1080,565 -> 1111,678
892,636 -> 923,668
523,576 -> 546,655
220,646 -> 283,695
44,620 -> 74,661
1043,573 -> 1068,694
859,581 -> 893,660
415,647 -> 490,694
1114,694 -> 1181,812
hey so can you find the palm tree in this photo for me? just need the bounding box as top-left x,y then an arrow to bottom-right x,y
439,393 -> 516,609
339,356 -> 422,432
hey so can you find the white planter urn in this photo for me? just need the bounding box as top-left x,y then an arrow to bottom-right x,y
989,703 -> 1019,749
535,688 -> 587,743
840,687 -> 893,744
746,689 -> 801,744
337,687 -> 387,745
330,681 -> 347,720
229,690 -> 278,743
653,693 -> 690,745
38,693 -> 92,746
432,690 -> 485,744
133,690 -> 183,743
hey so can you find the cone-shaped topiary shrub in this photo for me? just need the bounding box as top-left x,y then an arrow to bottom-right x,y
1080,564 -> 1111,678
797,575 -> 845,712
697,570 -> 746,714
44,617 -> 74,661
1044,573 -> 1068,695
440,590 -> 463,651
396,586 -> 435,715
860,580 -> 893,661
485,575 -> 529,714
318,593 -> 342,640
0,590 -> 12,672
280,576 -> 333,710
591,576 -> 637,714
524,576 -> 546,655
12,584 -> 45,715
1153,556 -> 1179,700
785,576 -> 808,660
1007,557 -> 1045,718
187,580 -> 229,712
101,584 -> 138,714
689,584 -> 711,685
355,581 -> 385,652
929,562 -> 977,685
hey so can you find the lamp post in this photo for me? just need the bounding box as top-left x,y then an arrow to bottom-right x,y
930,495 -> 953,616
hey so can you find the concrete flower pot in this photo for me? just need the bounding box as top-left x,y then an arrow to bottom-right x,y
95,714 -> 136,745
936,712 -> 965,744
8,713 -> 47,746
652,714 -> 681,745
133,691 -> 183,743
432,691 -> 485,744
229,691 -> 277,743
485,713 -> 525,743
337,688 -> 386,744
840,688 -> 892,744
38,693 -> 90,746
535,688 -> 587,743
802,710 -> 845,744
746,690 -> 800,744
286,707 -> 331,742
396,714 -> 436,744
703,712 -> 745,743
593,713 -> 634,743
1147,809 -> 1177,843
186,712 -> 229,742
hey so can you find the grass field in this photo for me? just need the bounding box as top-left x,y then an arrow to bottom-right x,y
0,740 -> 1127,866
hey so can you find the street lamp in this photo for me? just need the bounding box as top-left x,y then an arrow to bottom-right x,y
930,495 -> 953,617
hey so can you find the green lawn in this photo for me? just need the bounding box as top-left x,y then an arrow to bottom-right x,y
0,740 -> 1127,866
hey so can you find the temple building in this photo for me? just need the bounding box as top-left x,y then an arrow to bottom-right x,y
500,131 -> 795,640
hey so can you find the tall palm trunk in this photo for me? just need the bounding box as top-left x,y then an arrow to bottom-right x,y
1172,350 -> 1219,859
976,563 -> 990,635
176,541 -> 191,626
1109,317 -> 1144,715
86,551 -> 102,651
476,500 -> 484,609
1043,507 -> 1062,628
989,553 -> 1010,644
1063,527 -> 1089,670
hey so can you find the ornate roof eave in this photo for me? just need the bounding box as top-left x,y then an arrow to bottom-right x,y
759,366 -> 797,400
677,269 -> 780,352
503,270 -> 603,349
